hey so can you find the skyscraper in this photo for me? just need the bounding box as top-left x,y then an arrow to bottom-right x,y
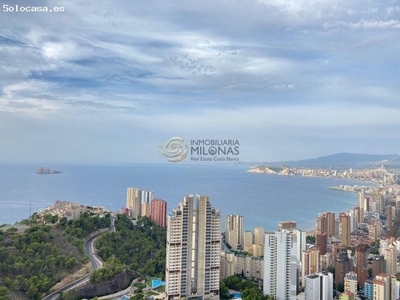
384,242 -> 397,276
127,188 -> 155,219
353,206 -> 361,225
317,232 -> 328,255
254,226 -> 265,245
302,248 -> 320,287
292,228 -> 306,263
264,231 -> 298,300
355,246 -> 367,289
304,272 -> 333,300
373,273 -> 397,300
374,189 -> 385,215
150,198 -> 167,228
316,212 -> 335,238
335,255 -> 351,288
279,224 -> 306,263
243,230 -> 254,247
387,205 -> 393,231
166,195 -> 221,300
141,190 -> 154,204
141,203 -> 151,217
339,213 -> 351,246
226,214 -> 244,248
127,187 -> 142,219
278,221 -> 297,231
358,190 -> 365,222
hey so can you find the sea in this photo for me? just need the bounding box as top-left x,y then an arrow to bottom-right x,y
0,163 -> 377,231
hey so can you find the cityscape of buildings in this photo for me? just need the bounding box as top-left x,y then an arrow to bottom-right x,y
39,200 -> 108,221
35,165 -> 400,300
248,165 -> 399,186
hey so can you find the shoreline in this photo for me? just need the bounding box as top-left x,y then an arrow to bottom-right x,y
248,169 -> 382,187
0,165 -> 384,231
243,173 -> 374,234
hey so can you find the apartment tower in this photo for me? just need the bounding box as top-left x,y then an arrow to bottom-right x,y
150,198 -> 167,228
339,213 -> 351,246
316,212 -> 335,238
165,195 -> 221,300
127,187 -> 142,219
226,214 -> 244,249
304,272 -> 333,300
254,226 -> 265,245
302,248 -> 320,287
358,190 -> 365,222
264,231 -> 298,300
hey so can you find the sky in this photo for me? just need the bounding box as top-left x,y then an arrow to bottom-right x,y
1,0 -> 399,164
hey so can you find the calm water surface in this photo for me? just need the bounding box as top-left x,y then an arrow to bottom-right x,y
0,163 -> 375,231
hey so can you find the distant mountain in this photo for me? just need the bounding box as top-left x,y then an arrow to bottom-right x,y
257,153 -> 400,169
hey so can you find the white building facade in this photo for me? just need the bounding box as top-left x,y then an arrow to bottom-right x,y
263,231 -> 298,300
166,195 -> 221,300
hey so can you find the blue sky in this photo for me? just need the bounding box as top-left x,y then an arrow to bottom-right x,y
1,0 -> 399,164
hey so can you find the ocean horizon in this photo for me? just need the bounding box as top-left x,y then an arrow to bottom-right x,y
0,163 -> 376,231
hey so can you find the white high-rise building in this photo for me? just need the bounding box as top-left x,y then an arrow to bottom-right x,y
226,214 -> 244,248
348,209 -> 357,232
263,231 -> 298,300
281,226 -> 306,263
166,195 -> 221,300
304,272 -> 333,300
227,230 -> 239,250
254,226 -> 265,245
127,188 -> 154,219
141,190 -> 154,204
243,231 -> 254,247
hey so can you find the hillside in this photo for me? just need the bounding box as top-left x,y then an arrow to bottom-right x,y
0,212 -> 111,300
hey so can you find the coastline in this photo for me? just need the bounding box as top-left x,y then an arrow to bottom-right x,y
246,170 -> 382,234
0,164 -> 381,232
248,168 -> 382,187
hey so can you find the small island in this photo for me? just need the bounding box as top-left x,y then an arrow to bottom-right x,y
35,167 -> 62,174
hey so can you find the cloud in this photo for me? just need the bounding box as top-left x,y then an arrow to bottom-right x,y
268,84 -> 295,90
0,0 -> 399,163
324,19 -> 400,29
386,6 -> 400,15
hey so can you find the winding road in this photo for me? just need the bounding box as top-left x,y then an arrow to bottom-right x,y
42,217 -> 115,300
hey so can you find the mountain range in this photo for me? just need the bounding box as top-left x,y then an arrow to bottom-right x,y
250,153 -> 400,170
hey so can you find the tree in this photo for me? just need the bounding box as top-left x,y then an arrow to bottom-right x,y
242,287 -> 261,300
6,227 -> 18,234
306,235 -> 316,244
0,287 -> 8,299
369,248 -> 379,255
223,275 -> 242,289
3,277 -> 11,288
219,282 -> 231,300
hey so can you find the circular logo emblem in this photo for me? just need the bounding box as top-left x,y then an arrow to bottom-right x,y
159,137 -> 188,162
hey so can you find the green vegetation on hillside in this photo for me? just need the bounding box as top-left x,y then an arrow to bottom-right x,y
96,215 -> 166,278
90,258 -> 131,283
0,212 -> 111,300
